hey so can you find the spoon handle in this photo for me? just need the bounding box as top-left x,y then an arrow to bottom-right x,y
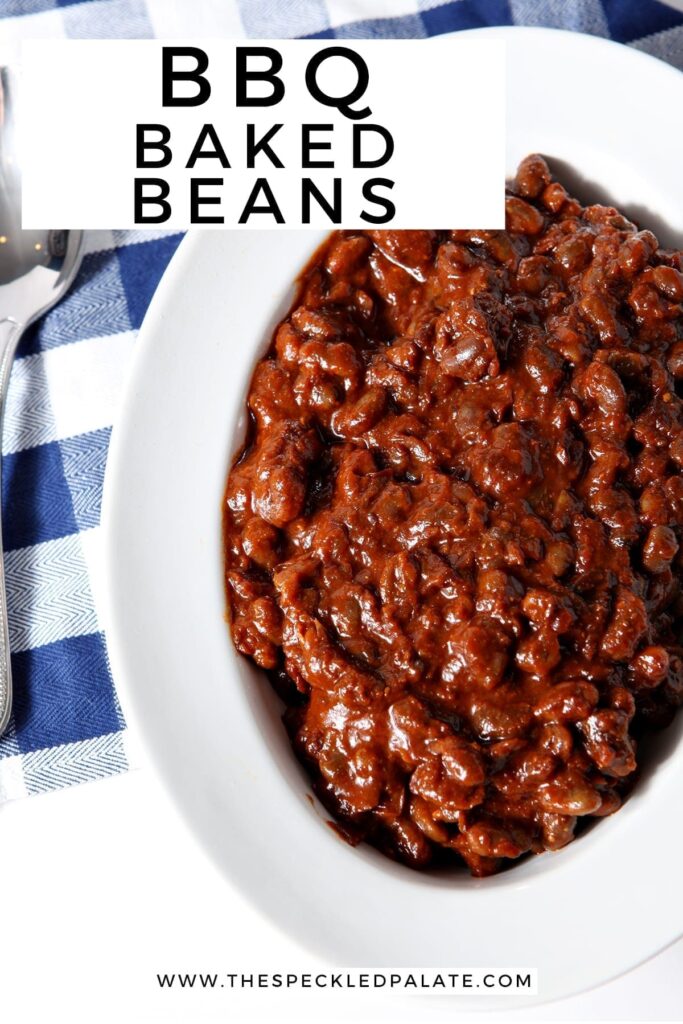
0,317 -> 24,736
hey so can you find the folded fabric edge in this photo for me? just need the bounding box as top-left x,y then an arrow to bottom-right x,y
0,728 -> 137,804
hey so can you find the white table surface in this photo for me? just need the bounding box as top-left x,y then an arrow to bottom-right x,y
0,742 -> 681,1024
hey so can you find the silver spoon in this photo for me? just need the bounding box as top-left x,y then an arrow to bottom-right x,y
0,63 -> 84,736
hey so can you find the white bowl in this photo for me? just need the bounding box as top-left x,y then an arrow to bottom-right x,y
102,27 -> 683,1008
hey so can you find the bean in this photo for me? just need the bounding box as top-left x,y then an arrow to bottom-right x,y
555,234 -> 591,273
461,821 -> 533,860
535,681 -> 599,724
539,773 -> 602,815
579,710 -> 637,778
667,341 -> 683,379
541,181 -> 569,213
539,812 -> 576,850
629,645 -> 670,688
579,294 -> 621,343
642,524 -> 679,573
652,264 -> 683,301
469,699 -> 533,741
515,629 -> 561,676
331,386 -> 387,438
577,360 -> 626,416
410,795 -> 449,844
389,817 -> 432,867
241,517 -> 281,570
600,588 -> 647,662
514,154 -> 552,198
538,723 -> 573,761
505,196 -> 545,236
325,234 -> 371,276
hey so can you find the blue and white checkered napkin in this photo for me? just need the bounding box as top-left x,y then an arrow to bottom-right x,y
1,0 -> 682,803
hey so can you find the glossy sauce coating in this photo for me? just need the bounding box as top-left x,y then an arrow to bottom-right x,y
224,156 -> 683,875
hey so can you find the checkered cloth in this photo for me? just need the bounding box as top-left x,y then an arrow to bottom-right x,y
1,0 -> 682,803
